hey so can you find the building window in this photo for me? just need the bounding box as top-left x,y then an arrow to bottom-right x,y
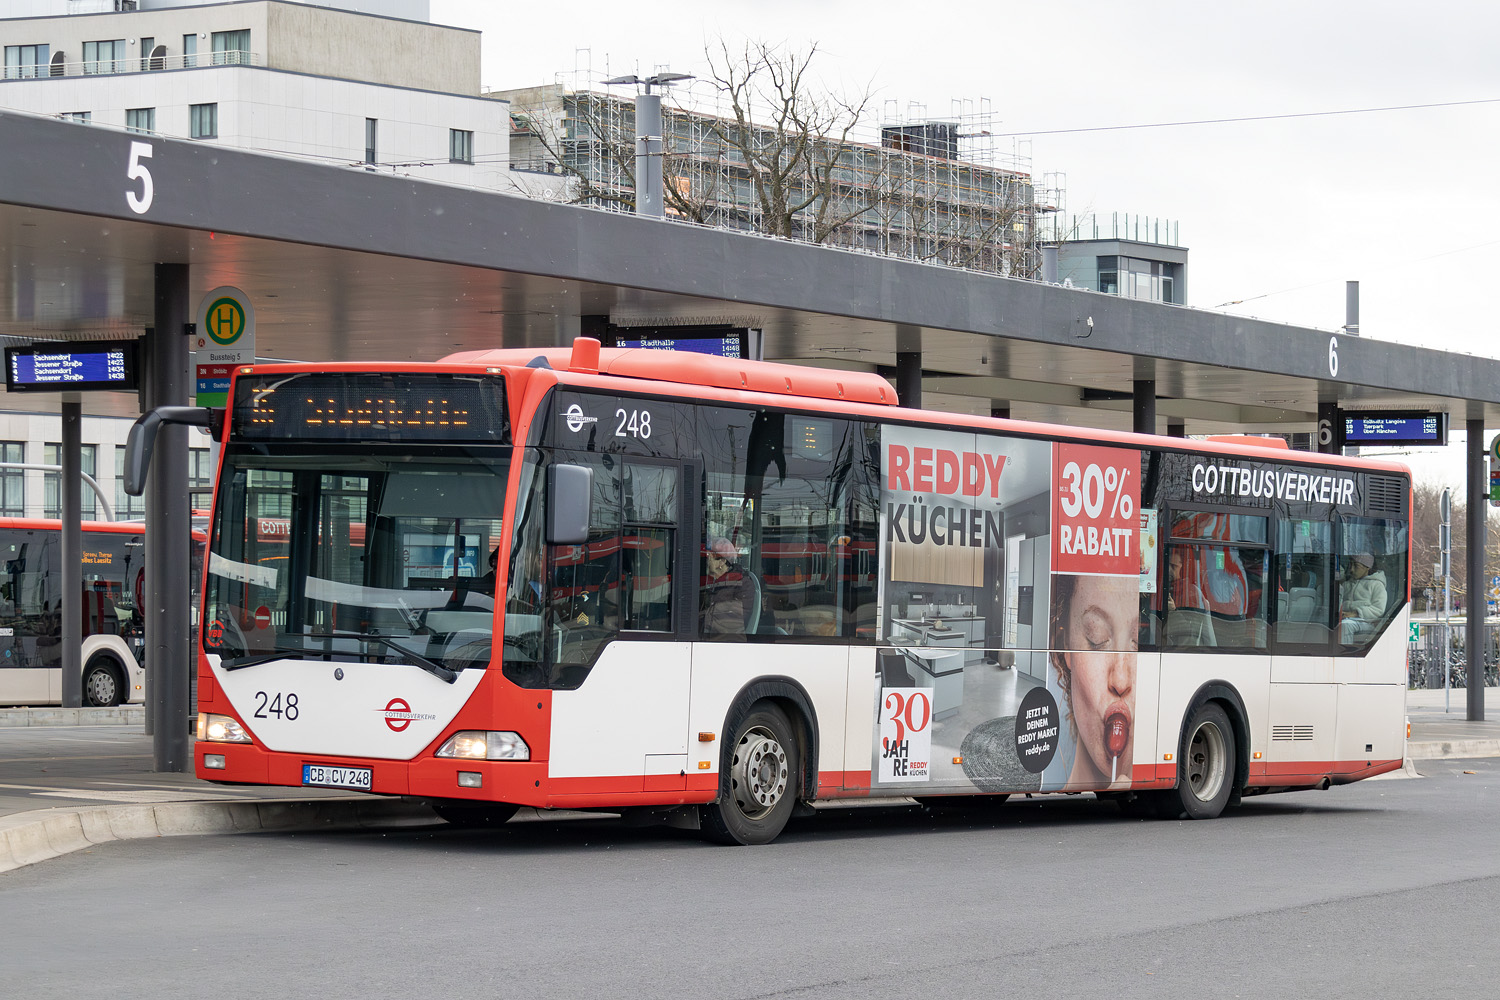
449,129 -> 474,164
125,108 -> 155,135
365,118 -> 378,165
0,443 -> 23,517
44,444 -> 98,520
191,103 -> 218,139
1097,269 -> 1118,295
4,44 -> 50,80
1161,274 -> 1175,304
82,39 -> 126,75
63,111 -> 91,124
113,447 -> 147,520
182,33 -> 198,68
211,29 -> 250,66
139,36 -> 155,71
189,449 -> 213,513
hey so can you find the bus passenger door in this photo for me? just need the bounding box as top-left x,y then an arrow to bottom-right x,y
1267,519 -> 1337,782
547,455 -> 693,793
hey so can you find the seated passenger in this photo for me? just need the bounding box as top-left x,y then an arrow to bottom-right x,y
702,537 -> 754,636
1164,547 -> 1215,646
1339,553 -> 1387,643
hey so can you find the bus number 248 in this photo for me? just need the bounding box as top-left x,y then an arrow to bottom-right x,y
615,408 -> 652,439
254,691 -> 300,721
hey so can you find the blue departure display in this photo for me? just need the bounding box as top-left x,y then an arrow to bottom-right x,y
1343,412 -> 1447,445
615,335 -> 744,359
5,341 -> 139,393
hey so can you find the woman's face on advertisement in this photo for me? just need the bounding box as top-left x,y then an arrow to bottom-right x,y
1063,575 -> 1138,784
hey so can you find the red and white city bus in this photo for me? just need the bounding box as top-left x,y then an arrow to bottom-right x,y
0,517 -> 205,707
139,339 -> 1411,844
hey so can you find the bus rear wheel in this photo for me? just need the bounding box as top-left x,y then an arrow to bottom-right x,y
82,658 -> 123,707
701,702 -> 799,846
1161,702 -> 1236,820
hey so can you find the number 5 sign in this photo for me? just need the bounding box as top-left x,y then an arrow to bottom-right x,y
1053,443 -> 1141,577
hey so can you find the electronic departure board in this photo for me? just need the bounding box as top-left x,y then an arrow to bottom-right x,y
1342,411 -> 1448,446
608,326 -> 747,360
5,340 -> 139,393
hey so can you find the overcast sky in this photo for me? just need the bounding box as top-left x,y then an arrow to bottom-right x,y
430,0 -> 1500,487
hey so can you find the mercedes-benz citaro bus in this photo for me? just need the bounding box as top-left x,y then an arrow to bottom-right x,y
125,339 -> 1411,845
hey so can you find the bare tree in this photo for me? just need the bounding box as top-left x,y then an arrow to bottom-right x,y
703,40 -> 887,243
1410,480 -> 1499,613
497,42 -> 1042,275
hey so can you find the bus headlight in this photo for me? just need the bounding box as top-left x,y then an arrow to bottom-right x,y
197,712 -> 252,743
435,730 -> 530,761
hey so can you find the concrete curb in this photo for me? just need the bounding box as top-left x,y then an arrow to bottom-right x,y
0,797 -> 436,875
0,706 -> 145,727
1407,739 -> 1500,760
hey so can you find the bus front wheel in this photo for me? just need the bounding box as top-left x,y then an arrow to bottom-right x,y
1161,702 -> 1236,820
701,701 -> 800,846
82,658 -> 123,707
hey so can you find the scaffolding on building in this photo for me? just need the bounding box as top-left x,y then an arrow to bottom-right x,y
501,61 -> 1055,280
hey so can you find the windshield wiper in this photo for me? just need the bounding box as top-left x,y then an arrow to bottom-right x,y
300,631 -> 458,684
219,646 -> 310,671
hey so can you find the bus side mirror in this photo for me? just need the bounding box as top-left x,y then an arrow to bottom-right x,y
123,406 -> 218,496
547,464 -> 592,546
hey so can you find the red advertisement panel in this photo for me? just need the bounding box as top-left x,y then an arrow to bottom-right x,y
1052,443 -> 1140,577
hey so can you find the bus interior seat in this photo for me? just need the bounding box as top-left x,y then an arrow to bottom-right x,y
1165,608 -> 1217,647
1287,588 -> 1317,621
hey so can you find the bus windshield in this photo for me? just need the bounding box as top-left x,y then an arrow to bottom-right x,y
205,446 -> 510,675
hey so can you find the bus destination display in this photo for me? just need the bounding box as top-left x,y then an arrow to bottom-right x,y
1343,411 -> 1448,446
5,340 -> 139,393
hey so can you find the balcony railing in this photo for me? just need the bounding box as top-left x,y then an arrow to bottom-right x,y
1,50 -> 260,81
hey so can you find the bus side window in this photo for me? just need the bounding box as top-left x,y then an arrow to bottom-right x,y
1338,517 -> 1407,650
1276,520 -> 1335,647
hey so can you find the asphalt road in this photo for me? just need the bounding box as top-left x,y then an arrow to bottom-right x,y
3,761 -> 1497,1000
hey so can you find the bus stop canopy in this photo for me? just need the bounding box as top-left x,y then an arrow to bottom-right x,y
3,109 -> 1498,431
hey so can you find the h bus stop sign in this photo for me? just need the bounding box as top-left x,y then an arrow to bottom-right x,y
195,285 -> 256,407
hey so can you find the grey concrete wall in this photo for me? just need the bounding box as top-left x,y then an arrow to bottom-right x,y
0,1 -> 477,93
265,2 -> 477,93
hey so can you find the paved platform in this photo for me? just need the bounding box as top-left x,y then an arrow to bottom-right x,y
1,689 -> 1498,874
1403,687 -> 1500,758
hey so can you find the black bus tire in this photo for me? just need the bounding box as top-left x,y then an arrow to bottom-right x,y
700,701 -> 799,846
82,657 -> 124,707
1162,702 -> 1237,820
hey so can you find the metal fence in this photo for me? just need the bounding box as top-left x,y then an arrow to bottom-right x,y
1407,621 -> 1500,689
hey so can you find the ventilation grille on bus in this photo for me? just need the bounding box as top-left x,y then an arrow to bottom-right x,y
1367,476 -> 1406,514
1271,725 -> 1315,741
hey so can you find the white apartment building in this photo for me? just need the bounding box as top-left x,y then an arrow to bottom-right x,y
0,0 -> 509,190
0,0 -> 511,519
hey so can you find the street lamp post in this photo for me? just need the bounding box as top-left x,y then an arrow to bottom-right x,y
603,71 -> 693,218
